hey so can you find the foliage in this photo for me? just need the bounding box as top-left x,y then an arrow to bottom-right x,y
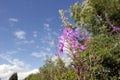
9,73 -> 18,80
24,73 -> 40,80
39,57 -> 77,80
24,57 -> 78,80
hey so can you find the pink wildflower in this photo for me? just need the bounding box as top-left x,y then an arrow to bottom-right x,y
58,43 -> 64,54
80,45 -> 86,51
63,28 -> 73,36
74,28 -> 80,37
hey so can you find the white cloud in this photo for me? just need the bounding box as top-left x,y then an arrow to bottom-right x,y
31,51 -> 52,59
52,31 -> 59,36
39,38 -> 54,48
40,33 -> 52,43
36,45 -> 40,49
9,18 -> 19,23
38,47 -> 51,52
33,34 -> 37,37
14,30 -> 26,40
33,31 -> 38,37
9,18 -> 19,26
0,54 -> 38,80
16,40 -> 35,45
0,64 -> 14,80
46,47 -> 51,52
14,30 -> 36,45
17,48 -> 25,51
43,23 -> 51,31
64,10 -> 69,13
22,40 -> 34,44
6,50 -> 18,55
0,54 -> 26,67
44,23 -> 50,27
31,52 -> 46,58
46,17 -> 54,22
39,32 -> 55,48
0,64 -> 38,80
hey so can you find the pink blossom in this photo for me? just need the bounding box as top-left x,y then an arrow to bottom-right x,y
71,40 -> 79,48
58,43 -> 64,54
59,35 -> 66,43
80,45 -> 86,51
58,35 -> 66,54
63,28 -> 73,36
74,30 -> 79,37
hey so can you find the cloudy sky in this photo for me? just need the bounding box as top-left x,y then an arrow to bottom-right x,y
0,0 -> 80,80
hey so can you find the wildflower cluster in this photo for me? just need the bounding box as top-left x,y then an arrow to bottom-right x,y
58,27 -> 88,54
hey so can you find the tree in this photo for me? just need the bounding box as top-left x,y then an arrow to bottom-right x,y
25,56 -> 77,80
9,73 -> 18,80
24,73 -> 40,80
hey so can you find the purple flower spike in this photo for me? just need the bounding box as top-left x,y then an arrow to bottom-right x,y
80,45 -> 86,51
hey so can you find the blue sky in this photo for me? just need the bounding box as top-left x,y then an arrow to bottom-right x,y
0,0 -> 81,79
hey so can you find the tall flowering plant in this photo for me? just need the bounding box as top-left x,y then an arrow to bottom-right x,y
58,10 -> 101,80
